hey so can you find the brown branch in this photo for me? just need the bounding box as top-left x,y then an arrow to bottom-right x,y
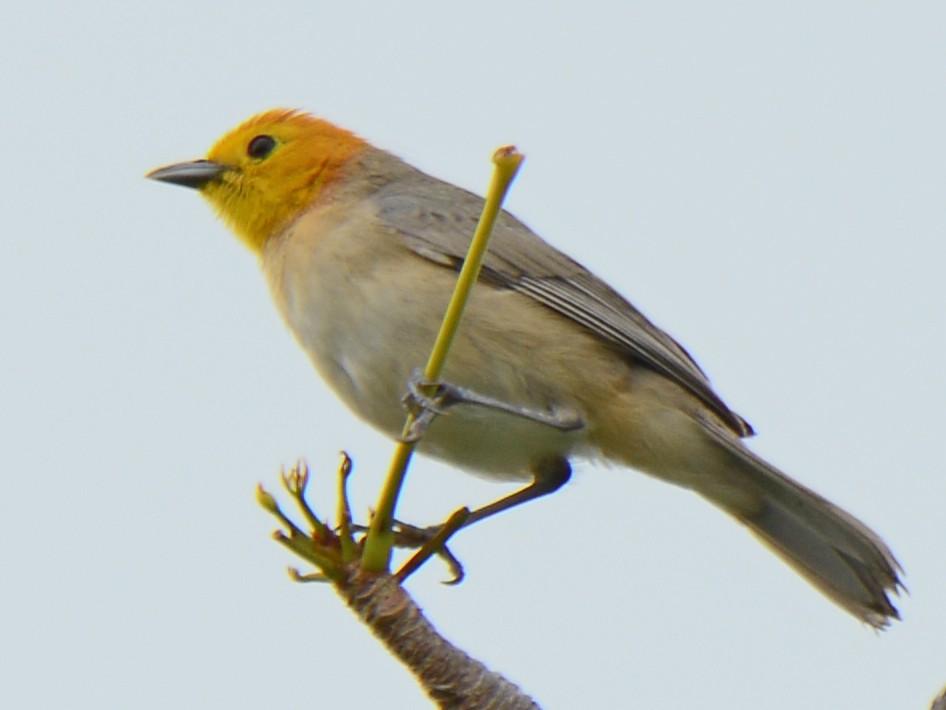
259,459 -> 542,709
340,568 -> 540,709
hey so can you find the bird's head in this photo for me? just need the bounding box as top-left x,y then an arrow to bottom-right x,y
147,109 -> 367,253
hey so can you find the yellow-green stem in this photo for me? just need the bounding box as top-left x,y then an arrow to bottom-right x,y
336,453 -> 357,562
361,147 -> 524,573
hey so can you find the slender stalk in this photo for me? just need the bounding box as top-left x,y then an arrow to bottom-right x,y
361,147 -> 525,573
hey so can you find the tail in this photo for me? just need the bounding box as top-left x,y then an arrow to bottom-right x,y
697,424 -> 902,628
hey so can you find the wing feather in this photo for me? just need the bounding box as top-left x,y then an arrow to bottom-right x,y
376,184 -> 752,437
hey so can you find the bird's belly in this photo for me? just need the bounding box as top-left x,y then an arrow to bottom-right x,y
313,328 -> 587,482
270,283 -> 590,480
263,215 -> 606,480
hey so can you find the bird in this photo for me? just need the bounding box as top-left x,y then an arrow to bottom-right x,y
148,108 -> 902,627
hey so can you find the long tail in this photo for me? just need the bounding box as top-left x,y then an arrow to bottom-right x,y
697,424 -> 902,628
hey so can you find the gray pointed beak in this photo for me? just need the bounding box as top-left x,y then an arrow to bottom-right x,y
146,159 -> 228,189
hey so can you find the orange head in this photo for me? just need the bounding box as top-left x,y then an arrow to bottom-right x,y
148,109 -> 368,253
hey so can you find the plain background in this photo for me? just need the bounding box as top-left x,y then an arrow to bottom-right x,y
2,2 -> 944,708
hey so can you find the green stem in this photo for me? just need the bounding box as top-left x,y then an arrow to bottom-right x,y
361,147 -> 525,573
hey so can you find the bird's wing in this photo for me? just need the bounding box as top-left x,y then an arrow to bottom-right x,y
376,185 -> 752,437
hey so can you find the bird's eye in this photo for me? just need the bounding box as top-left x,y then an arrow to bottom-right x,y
247,134 -> 277,159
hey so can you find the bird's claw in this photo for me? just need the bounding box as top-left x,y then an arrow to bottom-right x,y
387,519 -> 466,584
400,369 -> 460,441
349,518 -> 466,584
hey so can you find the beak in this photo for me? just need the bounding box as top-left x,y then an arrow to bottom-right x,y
146,159 -> 228,189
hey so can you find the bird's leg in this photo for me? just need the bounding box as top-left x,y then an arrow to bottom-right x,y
350,516 -> 466,581
401,368 -> 585,442
462,455 -> 572,527
389,457 -> 573,583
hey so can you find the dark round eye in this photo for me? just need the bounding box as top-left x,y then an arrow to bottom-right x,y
247,134 -> 277,159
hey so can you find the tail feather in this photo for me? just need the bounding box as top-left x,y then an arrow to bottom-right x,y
700,424 -> 902,628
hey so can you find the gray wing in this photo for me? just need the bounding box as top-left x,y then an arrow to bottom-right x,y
376,183 -> 753,437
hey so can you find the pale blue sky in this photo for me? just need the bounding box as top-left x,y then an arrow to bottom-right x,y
2,2 -> 945,708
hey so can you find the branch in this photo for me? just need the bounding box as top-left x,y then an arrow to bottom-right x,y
342,571 -> 539,709
259,459 -> 541,709
362,145 -> 525,573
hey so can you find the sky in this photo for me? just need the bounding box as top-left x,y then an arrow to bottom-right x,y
2,2 -> 945,708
